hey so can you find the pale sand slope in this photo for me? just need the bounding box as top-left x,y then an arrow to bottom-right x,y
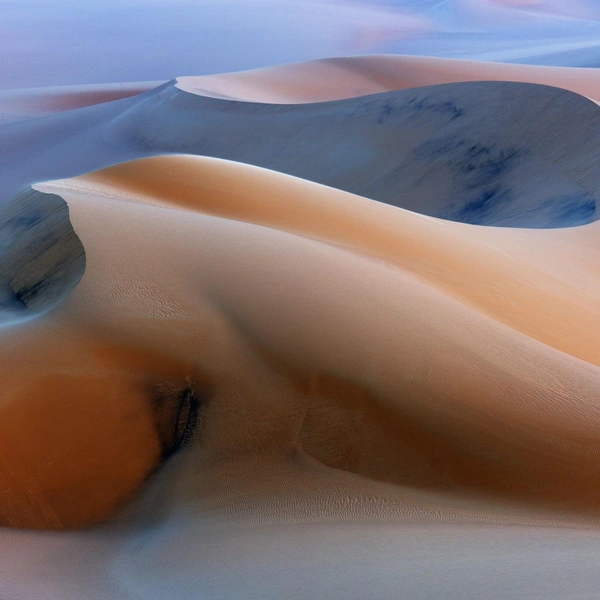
177,54 -> 600,104
0,81 -> 163,124
2,78 -> 600,227
0,157 -> 600,599
1,154 -> 600,595
57,155 -> 600,368
2,56 -> 600,597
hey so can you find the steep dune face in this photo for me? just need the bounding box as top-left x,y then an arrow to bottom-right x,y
109,80 -> 600,227
0,188 -> 85,325
2,78 -> 600,227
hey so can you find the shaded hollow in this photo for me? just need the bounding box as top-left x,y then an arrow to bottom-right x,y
0,187 -> 85,323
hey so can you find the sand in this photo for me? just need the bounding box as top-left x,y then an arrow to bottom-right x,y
3,74 -> 600,228
177,54 -> 600,104
0,82 -> 161,124
3,54 -> 600,598
53,155 -> 600,367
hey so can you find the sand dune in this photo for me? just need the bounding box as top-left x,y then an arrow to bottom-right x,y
0,82 -> 161,124
0,151 -> 593,528
127,79 -> 600,226
49,155 -> 600,368
2,76 -> 600,227
3,52 -> 600,599
0,150 -> 596,594
177,54 -> 600,104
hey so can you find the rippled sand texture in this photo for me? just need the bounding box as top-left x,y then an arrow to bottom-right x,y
3,56 -> 600,598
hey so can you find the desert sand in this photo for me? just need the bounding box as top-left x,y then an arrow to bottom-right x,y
3,72 -> 600,228
177,54 -> 600,104
3,53 -> 600,599
0,82 -> 161,124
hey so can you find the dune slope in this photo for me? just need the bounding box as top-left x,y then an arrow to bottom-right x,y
3,54 -> 600,599
0,188 -> 85,324
15,154 -> 600,524
53,154 -> 600,367
1,79 -> 600,227
178,54 -> 600,104
0,82 -> 162,125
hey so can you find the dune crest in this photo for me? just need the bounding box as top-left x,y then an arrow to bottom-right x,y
0,82 -> 161,124
176,54 -> 600,104
43,154 -> 600,367
1,153 -> 591,529
3,77 -> 599,228
4,49 -> 600,599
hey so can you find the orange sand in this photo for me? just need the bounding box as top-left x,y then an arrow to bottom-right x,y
4,54 -> 600,599
9,151 -> 598,529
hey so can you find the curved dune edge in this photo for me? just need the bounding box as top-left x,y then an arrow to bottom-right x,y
3,76 -> 598,229
176,54 -> 600,104
109,79 -> 600,229
18,153 -> 600,527
42,155 -> 600,368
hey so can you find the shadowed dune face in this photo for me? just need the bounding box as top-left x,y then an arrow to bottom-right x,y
0,188 -> 85,324
108,79 -> 600,227
1,78 -> 600,228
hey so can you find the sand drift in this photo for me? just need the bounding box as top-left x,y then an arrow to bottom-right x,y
2,55 -> 600,599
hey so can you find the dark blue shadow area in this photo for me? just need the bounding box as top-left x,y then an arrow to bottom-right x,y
0,188 -> 86,325
1,79 -> 599,230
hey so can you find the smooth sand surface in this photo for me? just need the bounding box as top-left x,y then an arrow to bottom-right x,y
177,54 -> 600,104
54,155 -> 600,367
0,150 -> 595,595
3,54 -> 600,598
0,82 -> 161,124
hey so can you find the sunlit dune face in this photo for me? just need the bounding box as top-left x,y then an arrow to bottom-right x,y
0,343 -> 203,530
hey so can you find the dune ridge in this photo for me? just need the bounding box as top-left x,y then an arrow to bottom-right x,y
0,82 -> 162,124
45,155 -> 600,367
3,52 -> 600,599
177,54 -> 600,104
2,77 -> 600,228
25,153 -> 600,523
